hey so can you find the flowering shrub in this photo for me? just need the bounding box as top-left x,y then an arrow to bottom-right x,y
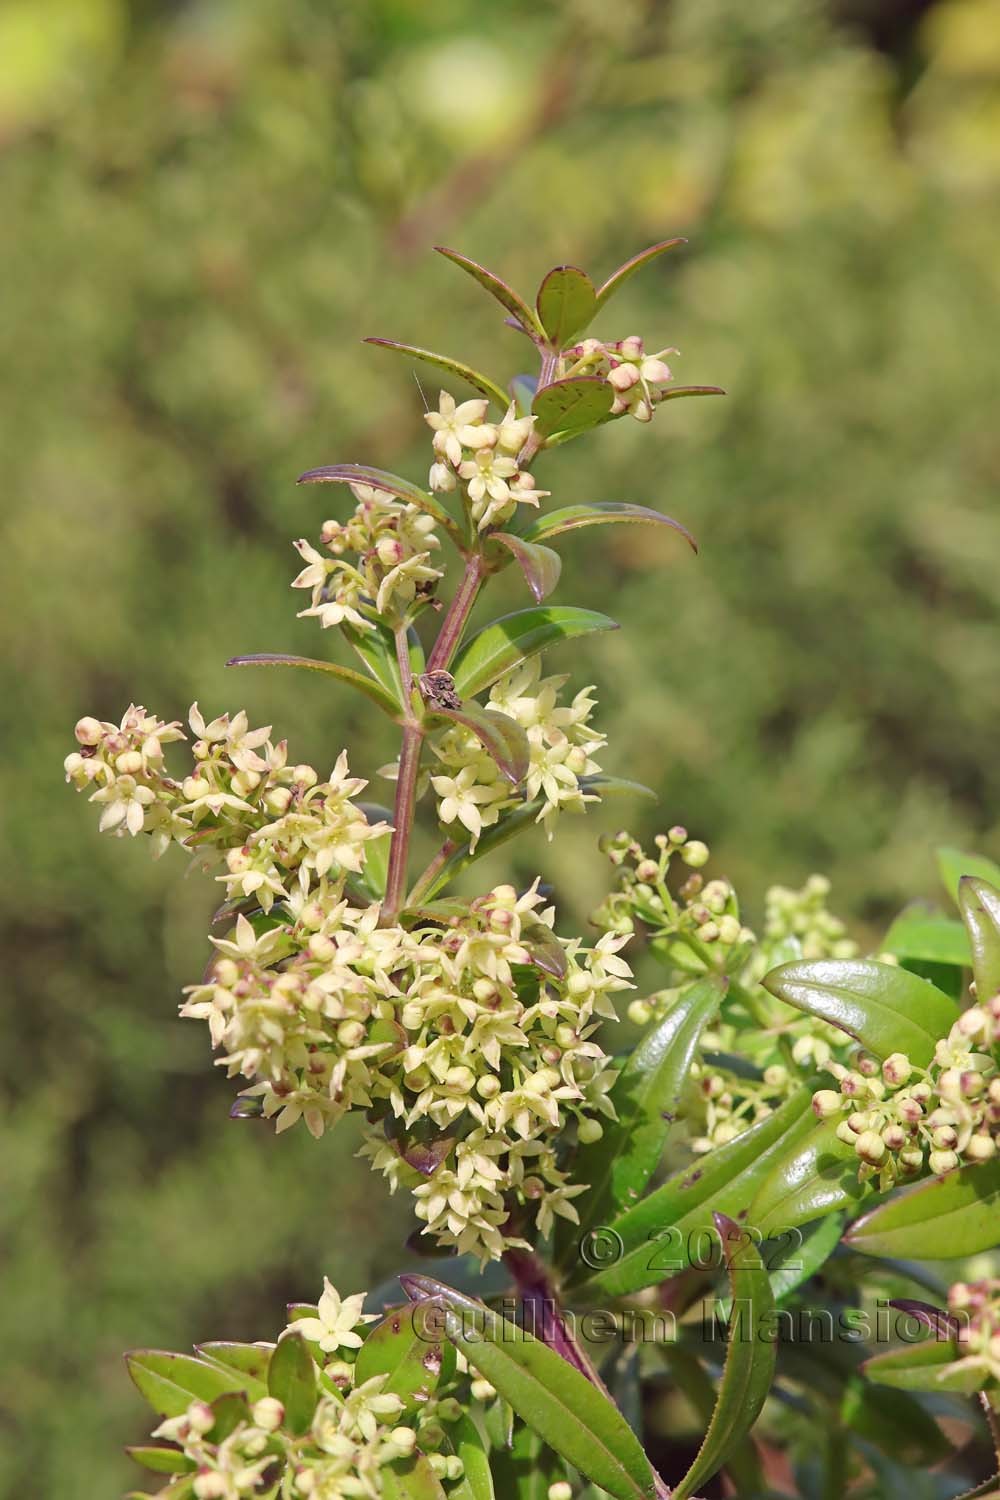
68,245 -> 1000,1498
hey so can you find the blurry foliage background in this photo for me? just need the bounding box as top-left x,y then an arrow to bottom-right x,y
2,0 -> 1000,1492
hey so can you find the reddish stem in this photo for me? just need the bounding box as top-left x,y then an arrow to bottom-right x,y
426,553 -> 484,673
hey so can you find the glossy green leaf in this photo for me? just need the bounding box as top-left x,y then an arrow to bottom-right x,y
532,377 -> 614,439
381,1453 -> 450,1500
656,384 -> 726,404
659,1348 -> 762,1495
520,501 -> 697,553
487,1425 -> 560,1499
573,1087 -> 816,1298
571,976 -> 725,1234
205,1391 -> 250,1443
226,653 -> 400,718
400,1278 -> 656,1500
435,246 -> 540,334
194,1342 -> 271,1402
296,461 -> 461,542
491,533 -> 562,602
845,1157 -> 1000,1260
861,1334 -> 983,1393
267,1331 -> 318,1435
362,338 -> 509,412
841,1375 -> 952,1466
769,1210 -> 844,1303
125,1447 -> 195,1475
594,238 -> 687,311
426,703 -> 529,786
126,1351 -> 247,1417
751,1116 -> 869,1235
451,607 -> 618,699
536,265 -> 597,345
672,1213 -> 777,1500
938,847 -> 1000,904
762,957 -> 958,1066
959,876 -> 1000,998
354,1302 -> 452,1416
340,617 -> 424,705
882,905 -> 971,969
445,1414 -> 496,1500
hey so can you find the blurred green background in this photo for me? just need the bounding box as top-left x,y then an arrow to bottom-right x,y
3,0 -> 1000,1492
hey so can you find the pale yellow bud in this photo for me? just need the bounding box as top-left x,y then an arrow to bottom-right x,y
389,1426 -> 417,1453
578,1118 -> 603,1144
251,1397 -> 284,1431
882,1053 -> 911,1087
929,1148 -> 959,1175
966,1133 -> 997,1162
855,1130 -> 886,1164
681,841 -> 710,868
812,1089 -> 841,1119
549,1485 -> 573,1500
476,1074 -> 500,1099
75,716 -> 104,745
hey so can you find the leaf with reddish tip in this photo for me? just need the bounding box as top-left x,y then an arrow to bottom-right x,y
937,845 -> 1000,904
656,384 -> 726,403
492,534 -> 562,601
296,461 -> 462,542
435,246 -> 540,335
226,653 -> 401,718
426,703 -> 529,786
520,502 -> 697,552
887,1298 -> 962,1339
532,377 -> 614,439
536,265 -> 597,346
594,238 -> 687,310
861,1332 -> 984,1394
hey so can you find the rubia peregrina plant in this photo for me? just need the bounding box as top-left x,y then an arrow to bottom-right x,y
66,246 -> 1000,1500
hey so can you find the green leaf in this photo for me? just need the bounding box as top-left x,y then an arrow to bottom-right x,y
532,378 -> 614,439
768,1210 -> 844,1303
445,1414 -> 496,1500
840,1375 -> 952,1465
426,703 -> 529,786
958,876 -> 1000,999
861,1333 -> 983,1393
486,1424 -> 559,1499
357,803 -> 394,899
938,846 -> 1000,904
844,1157 -> 1000,1259
401,1279 -> 656,1500
572,1087 -> 816,1298
655,385 -> 726,404
672,1212 -> 777,1500
509,373 -> 537,417
882,905 -> 971,970
340,617 -> 421,706
594,239 -> 687,312
520,502 -> 697,553
751,1116 -> 869,1235
435,246 -> 540,335
125,1448 -> 196,1475
491,533 -> 562,602
381,1453 -> 450,1500
194,1342 -> 271,1402
452,607 -> 618,699
205,1391 -> 251,1443
362,341 -> 511,415
125,1351 -> 248,1417
296,461 -> 462,543
659,1348 -> 762,1495
354,1302 -> 452,1416
571,976 -> 725,1234
536,265 -> 597,346
267,1331 -> 318,1435
762,958 -> 958,1066
226,653 -> 400,718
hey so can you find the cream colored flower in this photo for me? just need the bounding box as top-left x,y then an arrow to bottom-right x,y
289,1278 -> 374,1354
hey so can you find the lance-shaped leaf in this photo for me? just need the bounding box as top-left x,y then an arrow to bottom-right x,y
520,501 -> 697,553
125,1351 -> 249,1417
491,534 -> 562,602
194,1342 -> 272,1401
487,1425 -> 561,1499
381,1454 -> 450,1500
861,1331 -> 984,1394
656,385 -> 726,404
594,238 -> 687,311
572,1087 -> 816,1298
959,876 -> 1000,999
452,606 -> 618,698
267,1331 -> 317,1435
340,617 -> 423,705
509,373 -> 537,417
762,958 -> 958,1066
426,703 -> 529,786
939,846 -> 1000,904
354,1302 -> 453,1416
532,377 -> 614,439
296,461 -> 462,544
435,246 -> 541,335
750,1116 -> 868,1235
844,1157 -> 1000,1260
124,1481 -> 196,1500
882,904 -> 971,970
444,1414 -> 496,1500
126,1448 -> 196,1476
660,1348 -> 762,1495
362,338 -> 509,413
571,976 -> 725,1234
672,1213 -> 777,1500
536,265 -> 598,346
399,1277 -> 657,1500
226,653 -> 400,718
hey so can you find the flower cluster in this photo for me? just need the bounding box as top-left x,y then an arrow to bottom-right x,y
946,1278 -> 1000,1388
64,705 -> 388,904
757,873 -> 858,964
563,335 -> 676,423
814,995 -> 1000,1187
134,1279 -> 471,1500
292,481 -> 442,631
425,392 -> 545,530
428,659 -> 605,846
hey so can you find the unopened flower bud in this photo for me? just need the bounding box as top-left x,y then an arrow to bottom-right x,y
194,1475 -> 227,1499
966,1133 -> 997,1162
929,1148 -> 959,1175
882,1124 -> 907,1151
470,1378 -> 496,1401
476,1074 -> 500,1099
681,841 -> 709,868
856,1130 -> 886,1164
882,1053 -> 911,1087
75,716 -> 104,745
251,1397 -> 284,1431
763,1064 -> 788,1090
548,1485 -> 573,1500
812,1089 -> 842,1119
578,1118 -> 603,1145
389,1426 -> 417,1453
445,1066 -> 475,1094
